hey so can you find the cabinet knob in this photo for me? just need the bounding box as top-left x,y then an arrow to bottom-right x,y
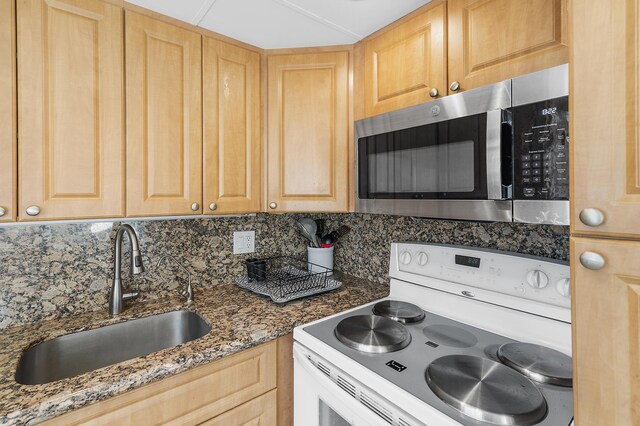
449,81 -> 461,92
579,251 -> 605,270
191,203 -> 200,212
26,206 -> 40,216
209,203 -> 217,211
579,208 -> 605,227
269,202 -> 277,209
429,88 -> 439,98
0,207 -> 5,217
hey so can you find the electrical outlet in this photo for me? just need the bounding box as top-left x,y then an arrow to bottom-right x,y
233,231 -> 255,254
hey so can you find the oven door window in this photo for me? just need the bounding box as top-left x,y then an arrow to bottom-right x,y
319,399 -> 352,426
358,113 -> 488,200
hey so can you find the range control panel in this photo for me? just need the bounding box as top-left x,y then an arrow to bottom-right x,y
390,243 -> 571,310
512,96 -> 569,200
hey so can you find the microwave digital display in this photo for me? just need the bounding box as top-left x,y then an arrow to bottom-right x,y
455,255 -> 481,268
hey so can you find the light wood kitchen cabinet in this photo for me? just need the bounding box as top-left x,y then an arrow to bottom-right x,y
200,390 -> 277,426
362,1 -> 446,117
571,237 -> 640,425
570,0 -> 640,239
17,0 -> 124,221
447,0 -> 568,93
203,38 -> 261,215
267,51 -> 350,212
0,0 -> 15,223
41,339 -> 278,425
125,11 -> 203,217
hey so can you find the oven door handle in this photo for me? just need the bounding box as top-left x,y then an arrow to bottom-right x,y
486,109 -> 512,200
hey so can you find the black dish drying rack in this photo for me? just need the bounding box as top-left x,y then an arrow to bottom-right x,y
234,256 -> 342,304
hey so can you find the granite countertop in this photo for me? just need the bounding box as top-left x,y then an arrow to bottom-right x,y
0,273 -> 388,425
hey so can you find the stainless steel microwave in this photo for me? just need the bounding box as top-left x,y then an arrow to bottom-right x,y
355,64 -> 569,224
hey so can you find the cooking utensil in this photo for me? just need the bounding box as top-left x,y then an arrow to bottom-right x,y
297,218 -> 321,247
314,219 -> 325,239
321,225 -> 351,245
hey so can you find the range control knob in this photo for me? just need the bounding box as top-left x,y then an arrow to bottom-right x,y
526,270 -> 549,289
416,252 -> 429,266
556,278 -> 571,297
399,251 -> 412,266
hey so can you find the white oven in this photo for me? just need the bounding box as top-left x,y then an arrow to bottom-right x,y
294,243 -> 574,426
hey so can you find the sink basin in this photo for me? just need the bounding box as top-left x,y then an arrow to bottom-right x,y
15,310 -> 211,385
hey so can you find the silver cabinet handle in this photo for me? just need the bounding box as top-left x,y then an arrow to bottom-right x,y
579,208 -> 605,227
209,203 -> 217,211
579,251 -> 605,270
429,88 -> 439,98
449,81 -> 461,92
0,207 -> 5,217
26,206 -> 40,216
190,203 -> 200,212
269,202 -> 277,209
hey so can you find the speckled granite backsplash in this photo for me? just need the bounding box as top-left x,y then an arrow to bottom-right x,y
0,213 -> 568,329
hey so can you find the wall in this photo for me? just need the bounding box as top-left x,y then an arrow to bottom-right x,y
0,213 -> 569,329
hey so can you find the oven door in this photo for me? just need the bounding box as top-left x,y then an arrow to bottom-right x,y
355,81 -> 513,222
294,343 -> 421,426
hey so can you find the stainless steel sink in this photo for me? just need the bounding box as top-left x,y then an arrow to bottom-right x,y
15,310 -> 211,385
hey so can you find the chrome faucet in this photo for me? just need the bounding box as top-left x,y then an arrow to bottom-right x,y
156,254 -> 194,304
109,224 -> 145,316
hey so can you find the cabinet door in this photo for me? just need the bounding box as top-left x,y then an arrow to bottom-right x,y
571,0 -> 640,238
203,38 -> 261,215
363,1 -> 445,117
0,0 -> 15,222
17,0 -> 124,221
447,0 -> 568,93
125,11 -> 202,217
200,390 -> 277,426
267,52 -> 349,213
571,237 -> 640,425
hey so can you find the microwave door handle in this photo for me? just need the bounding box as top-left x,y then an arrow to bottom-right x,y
486,109 -> 505,200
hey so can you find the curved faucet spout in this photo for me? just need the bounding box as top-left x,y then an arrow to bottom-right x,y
109,224 -> 145,316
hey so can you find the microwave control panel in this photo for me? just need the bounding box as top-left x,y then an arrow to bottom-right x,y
512,96 -> 569,200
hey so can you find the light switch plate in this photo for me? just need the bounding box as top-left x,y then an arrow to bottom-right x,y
233,231 -> 255,254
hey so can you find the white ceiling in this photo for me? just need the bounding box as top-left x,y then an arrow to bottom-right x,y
128,0 -> 433,49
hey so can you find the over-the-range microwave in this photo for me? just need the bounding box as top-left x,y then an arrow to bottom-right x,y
355,64 -> 569,224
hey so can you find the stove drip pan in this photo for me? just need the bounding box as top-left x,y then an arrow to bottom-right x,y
334,315 -> 411,353
426,355 -> 548,425
497,342 -> 573,387
372,300 -> 425,323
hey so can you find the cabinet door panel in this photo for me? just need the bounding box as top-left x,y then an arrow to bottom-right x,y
17,0 -> 124,220
203,38 -> 261,215
0,0 -> 15,222
200,390 -> 277,426
363,2 -> 445,117
571,0 -> 640,238
448,0 -> 568,92
267,52 -> 349,212
571,237 -> 640,425
126,11 -> 202,217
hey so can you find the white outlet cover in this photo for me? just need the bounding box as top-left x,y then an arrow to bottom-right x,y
233,231 -> 255,254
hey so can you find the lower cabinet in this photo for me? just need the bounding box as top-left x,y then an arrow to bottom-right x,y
41,336 -> 292,426
571,237 -> 640,425
200,390 -> 277,426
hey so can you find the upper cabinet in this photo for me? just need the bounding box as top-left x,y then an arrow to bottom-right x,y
571,0 -> 640,239
362,1 -> 446,118
17,0 -> 124,221
447,0 -> 568,93
0,0 -> 15,222
125,11 -> 203,217
203,38 -> 261,215
267,52 -> 350,213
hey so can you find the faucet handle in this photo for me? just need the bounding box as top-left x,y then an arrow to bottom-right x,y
156,254 -> 195,304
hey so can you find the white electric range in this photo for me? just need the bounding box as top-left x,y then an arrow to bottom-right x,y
293,242 -> 573,426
